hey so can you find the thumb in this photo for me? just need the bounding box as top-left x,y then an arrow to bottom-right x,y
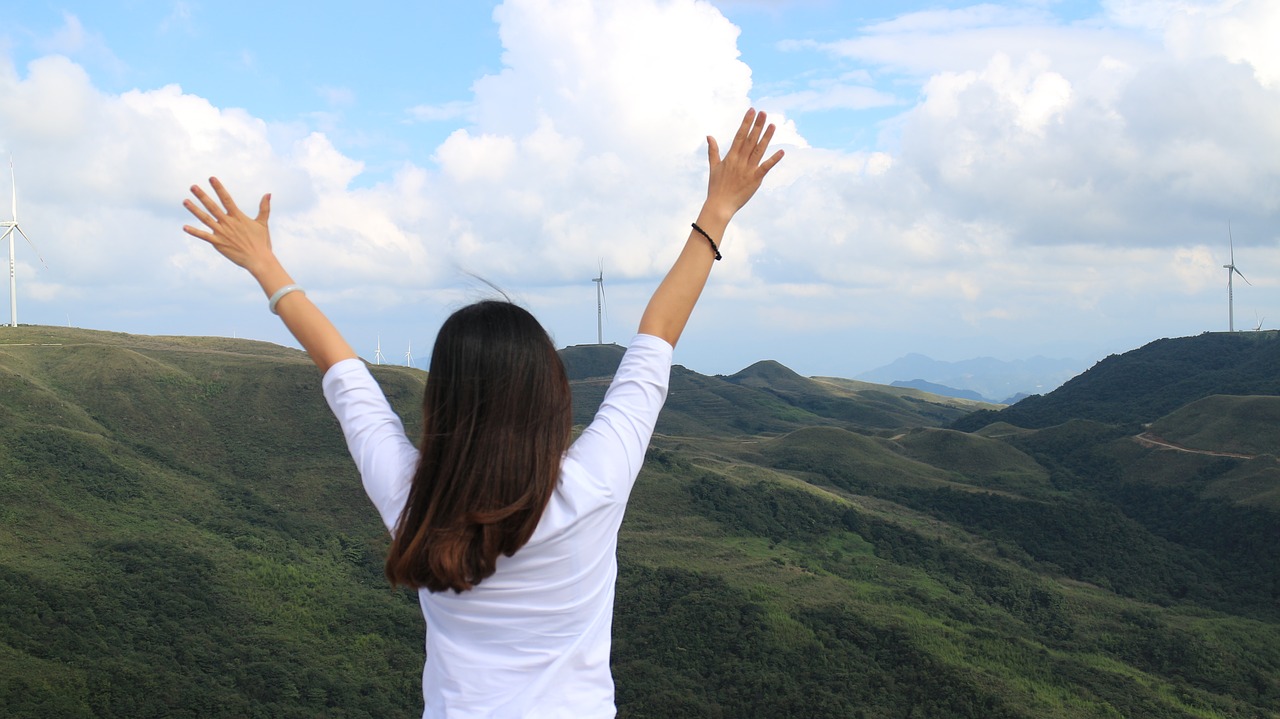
707,136 -> 720,168
257,193 -> 271,224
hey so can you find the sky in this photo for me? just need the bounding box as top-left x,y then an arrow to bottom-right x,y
0,0 -> 1277,379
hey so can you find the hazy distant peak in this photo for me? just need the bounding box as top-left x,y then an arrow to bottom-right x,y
951,331 -> 1280,431
858,353 -> 1085,402
890,379 -> 988,403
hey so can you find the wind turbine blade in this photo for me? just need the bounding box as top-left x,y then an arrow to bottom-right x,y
14,226 -> 47,269
9,157 -> 15,223
1234,266 -> 1251,285
1228,221 -> 1234,264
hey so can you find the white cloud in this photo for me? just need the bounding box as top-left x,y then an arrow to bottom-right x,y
1,0 -> 1278,376
410,0 -> 807,284
815,11 -> 1155,81
435,130 -> 518,183
1105,1 -> 1280,85
32,11 -> 125,78
759,83 -> 900,114
830,9 -> 1280,254
407,100 -> 473,122
159,2 -> 195,35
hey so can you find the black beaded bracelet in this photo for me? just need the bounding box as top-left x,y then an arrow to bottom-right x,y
691,222 -> 722,261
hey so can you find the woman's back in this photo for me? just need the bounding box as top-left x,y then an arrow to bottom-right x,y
327,334 -> 673,717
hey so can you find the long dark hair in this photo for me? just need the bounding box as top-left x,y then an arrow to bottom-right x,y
385,300 -> 572,593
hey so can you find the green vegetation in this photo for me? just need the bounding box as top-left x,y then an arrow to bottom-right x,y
893,427 -> 1053,494
0,327 -> 425,718
953,330 -> 1280,430
565,344 -> 993,435
1148,394 -> 1280,457
1,326 -> 1278,718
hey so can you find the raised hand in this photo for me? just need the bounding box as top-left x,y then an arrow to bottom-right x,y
180,177 -> 356,371
704,108 -> 785,222
637,108 -> 785,347
182,177 -> 275,274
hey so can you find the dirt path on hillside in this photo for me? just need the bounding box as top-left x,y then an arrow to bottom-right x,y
1132,432 -> 1257,459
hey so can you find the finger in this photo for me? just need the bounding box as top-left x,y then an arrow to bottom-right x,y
182,224 -> 215,243
751,123 -> 777,163
191,185 -> 225,219
729,108 -> 756,155
707,136 -> 721,168
183,198 -> 219,230
210,177 -> 242,217
758,149 -> 785,176
256,193 -> 271,224
745,110 -> 767,150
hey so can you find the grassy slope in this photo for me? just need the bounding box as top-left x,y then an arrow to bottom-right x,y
563,344 -> 997,436
1149,394 -> 1280,457
1,327 -> 1277,718
619,432 -> 1280,718
953,330 -> 1280,431
0,327 -> 426,718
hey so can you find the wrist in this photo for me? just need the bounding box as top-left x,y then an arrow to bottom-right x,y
250,257 -> 294,296
695,203 -> 733,234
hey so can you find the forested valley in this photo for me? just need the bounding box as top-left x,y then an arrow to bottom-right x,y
2,326 -> 1278,718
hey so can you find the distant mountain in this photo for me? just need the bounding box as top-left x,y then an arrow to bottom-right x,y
858,353 -> 1084,403
890,379 -> 987,402
952,331 -> 1280,431
558,346 -> 996,435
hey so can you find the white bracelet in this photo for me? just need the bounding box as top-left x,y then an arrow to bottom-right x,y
268,284 -> 305,315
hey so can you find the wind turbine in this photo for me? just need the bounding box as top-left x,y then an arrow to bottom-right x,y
1223,222 -> 1251,332
592,260 -> 607,345
0,158 -> 46,328
405,339 -> 413,368
374,335 -> 387,365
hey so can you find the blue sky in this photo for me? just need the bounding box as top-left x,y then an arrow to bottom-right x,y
1,0 -> 1278,381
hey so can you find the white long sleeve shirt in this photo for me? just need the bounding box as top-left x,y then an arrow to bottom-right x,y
322,333 -> 673,718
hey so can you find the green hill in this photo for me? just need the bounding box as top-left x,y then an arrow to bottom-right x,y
562,345 -> 993,437
893,427 -> 1053,495
559,342 -> 627,380
952,331 -> 1280,431
1,326 -> 1278,718
0,326 -> 427,718
1147,394 -> 1280,457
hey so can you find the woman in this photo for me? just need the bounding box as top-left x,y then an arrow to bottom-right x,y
182,108 -> 783,717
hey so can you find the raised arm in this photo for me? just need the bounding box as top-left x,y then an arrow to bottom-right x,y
637,108 -> 784,347
182,178 -> 357,372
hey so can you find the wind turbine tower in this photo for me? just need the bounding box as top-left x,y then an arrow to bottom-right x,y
374,335 -> 387,365
592,261 -> 606,345
0,158 -> 45,328
1218,221 -> 1249,330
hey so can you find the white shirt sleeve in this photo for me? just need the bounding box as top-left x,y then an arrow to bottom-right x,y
321,358 -> 420,533
563,333 -> 674,504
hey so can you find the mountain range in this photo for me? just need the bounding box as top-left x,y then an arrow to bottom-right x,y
857,352 -> 1086,403
1,326 -> 1277,718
